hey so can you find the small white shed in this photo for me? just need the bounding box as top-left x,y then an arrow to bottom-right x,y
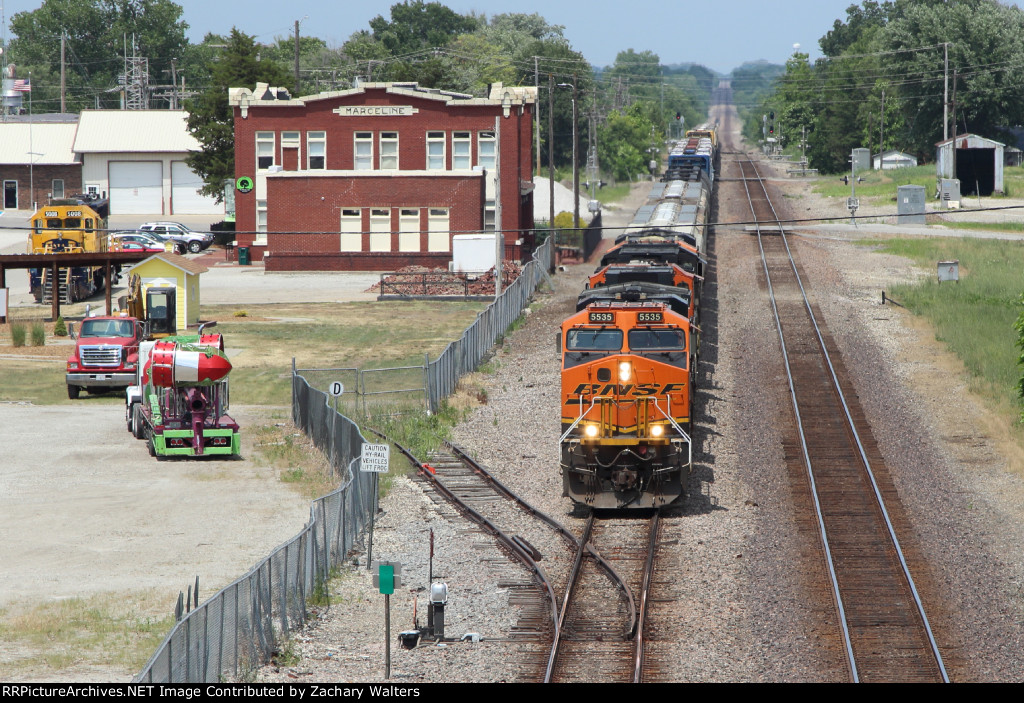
935,133 -> 1004,195
873,150 -> 918,170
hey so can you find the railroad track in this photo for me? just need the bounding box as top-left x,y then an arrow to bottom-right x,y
734,156 -> 949,683
546,510 -> 663,683
371,432 -> 651,682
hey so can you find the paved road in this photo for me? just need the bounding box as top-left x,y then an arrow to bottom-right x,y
0,211 -> 381,307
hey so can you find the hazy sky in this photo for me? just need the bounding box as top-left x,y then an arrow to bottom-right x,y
3,0 -> 1024,74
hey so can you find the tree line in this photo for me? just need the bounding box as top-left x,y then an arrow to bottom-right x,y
4,0 -> 744,199
746,0 -> 1024,174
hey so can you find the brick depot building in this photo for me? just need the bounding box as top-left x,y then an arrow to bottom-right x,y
228,81 -> 536,271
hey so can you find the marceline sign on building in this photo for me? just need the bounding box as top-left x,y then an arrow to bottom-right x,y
332,105 -> 419,117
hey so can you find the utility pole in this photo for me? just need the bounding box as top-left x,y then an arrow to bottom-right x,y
170,58 -> 178,109
60,32 -> 66,113
951,68 -> 958,181
879,89 -> 885,159
800,125 -> 807,169
534,56 -> 540,176
943,42 -> 949,142
868,112 -> 873,169
548,74 -> 554,233
494,115 -> 503,298
571,75 -> 579,231
294,20 -> 301,96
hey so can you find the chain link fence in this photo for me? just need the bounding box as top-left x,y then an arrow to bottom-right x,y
133,237 -> 552,682
426,238 -> 551,412
133,371 -> 376,683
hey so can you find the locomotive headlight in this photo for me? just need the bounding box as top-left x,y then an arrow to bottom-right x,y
650,424 -> 664,437
584,424 -> 599,438
618,361 -> 632,382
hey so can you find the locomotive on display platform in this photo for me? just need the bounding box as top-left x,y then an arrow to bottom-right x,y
559,126 -> 717,510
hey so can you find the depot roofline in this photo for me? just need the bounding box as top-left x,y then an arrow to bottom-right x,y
228,81 -> 537,110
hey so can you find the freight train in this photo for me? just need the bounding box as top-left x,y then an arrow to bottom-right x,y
559,127 -> 716,509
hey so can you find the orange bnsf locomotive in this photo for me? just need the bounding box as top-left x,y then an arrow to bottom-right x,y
558,140 -> 713,509
560,295 -> 694,508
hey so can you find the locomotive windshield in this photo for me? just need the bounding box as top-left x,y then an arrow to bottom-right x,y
628,327 -> 687,367
566,328 -> 622,351
628,328 -> 686,350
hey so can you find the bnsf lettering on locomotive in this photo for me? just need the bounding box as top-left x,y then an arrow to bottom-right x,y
569,382 -> 685,397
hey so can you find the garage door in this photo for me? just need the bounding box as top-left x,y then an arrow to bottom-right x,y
171,161 -> 223,215
109,161 -> 163,214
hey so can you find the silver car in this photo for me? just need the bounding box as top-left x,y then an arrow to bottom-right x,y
139,222 -> 214,253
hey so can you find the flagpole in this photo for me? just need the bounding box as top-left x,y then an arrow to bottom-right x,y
29,70 -> 33,210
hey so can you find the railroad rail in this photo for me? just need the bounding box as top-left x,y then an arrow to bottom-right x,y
370,431 -> 641,682
546,510 -> 662,683
734,156 -> 949,683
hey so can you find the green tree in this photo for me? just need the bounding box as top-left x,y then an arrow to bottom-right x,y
368,0 -> 478,55
183,29 -> 290,201
7,0 -> 189,112
481,12 -> 566,54
598,104 -> 657,181
880,0 -> 1024,155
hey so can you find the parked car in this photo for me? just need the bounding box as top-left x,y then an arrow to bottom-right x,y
139,222 -> 213,253
108,231 -> 183,254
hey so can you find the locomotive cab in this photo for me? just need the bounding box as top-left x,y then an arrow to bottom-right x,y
560,300 -> 693,509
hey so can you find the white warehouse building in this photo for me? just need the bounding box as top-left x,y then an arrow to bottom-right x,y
74,110 -> 223,216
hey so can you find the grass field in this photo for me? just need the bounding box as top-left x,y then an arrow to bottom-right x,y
812,164 -> 936,201
0,300 -> 487,406
0,591 -> 174,678
813,165 -> 1024,202
866,236 -> 1024,412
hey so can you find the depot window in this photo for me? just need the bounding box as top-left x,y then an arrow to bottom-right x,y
52,179 -> 65,199
340,208 -> 362,251
256,199 -> 268,233
354,132 -> 373,170
380,132 -> 399,170
566,328 -> 623,351
370,208 -> 391,252
426,131 -> 445,170
427,207 -> 450,252
478,131 -> 496,170
256,132 -> 275,170
399,208 -> 420,252
483,199 -> 495,232
452,131 -> 471,169
307,132 -> 326,169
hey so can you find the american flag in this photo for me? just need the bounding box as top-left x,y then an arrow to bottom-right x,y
13,78 -> 31,92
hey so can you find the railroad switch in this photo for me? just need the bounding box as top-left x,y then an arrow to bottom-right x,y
429,582 -> 448,639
